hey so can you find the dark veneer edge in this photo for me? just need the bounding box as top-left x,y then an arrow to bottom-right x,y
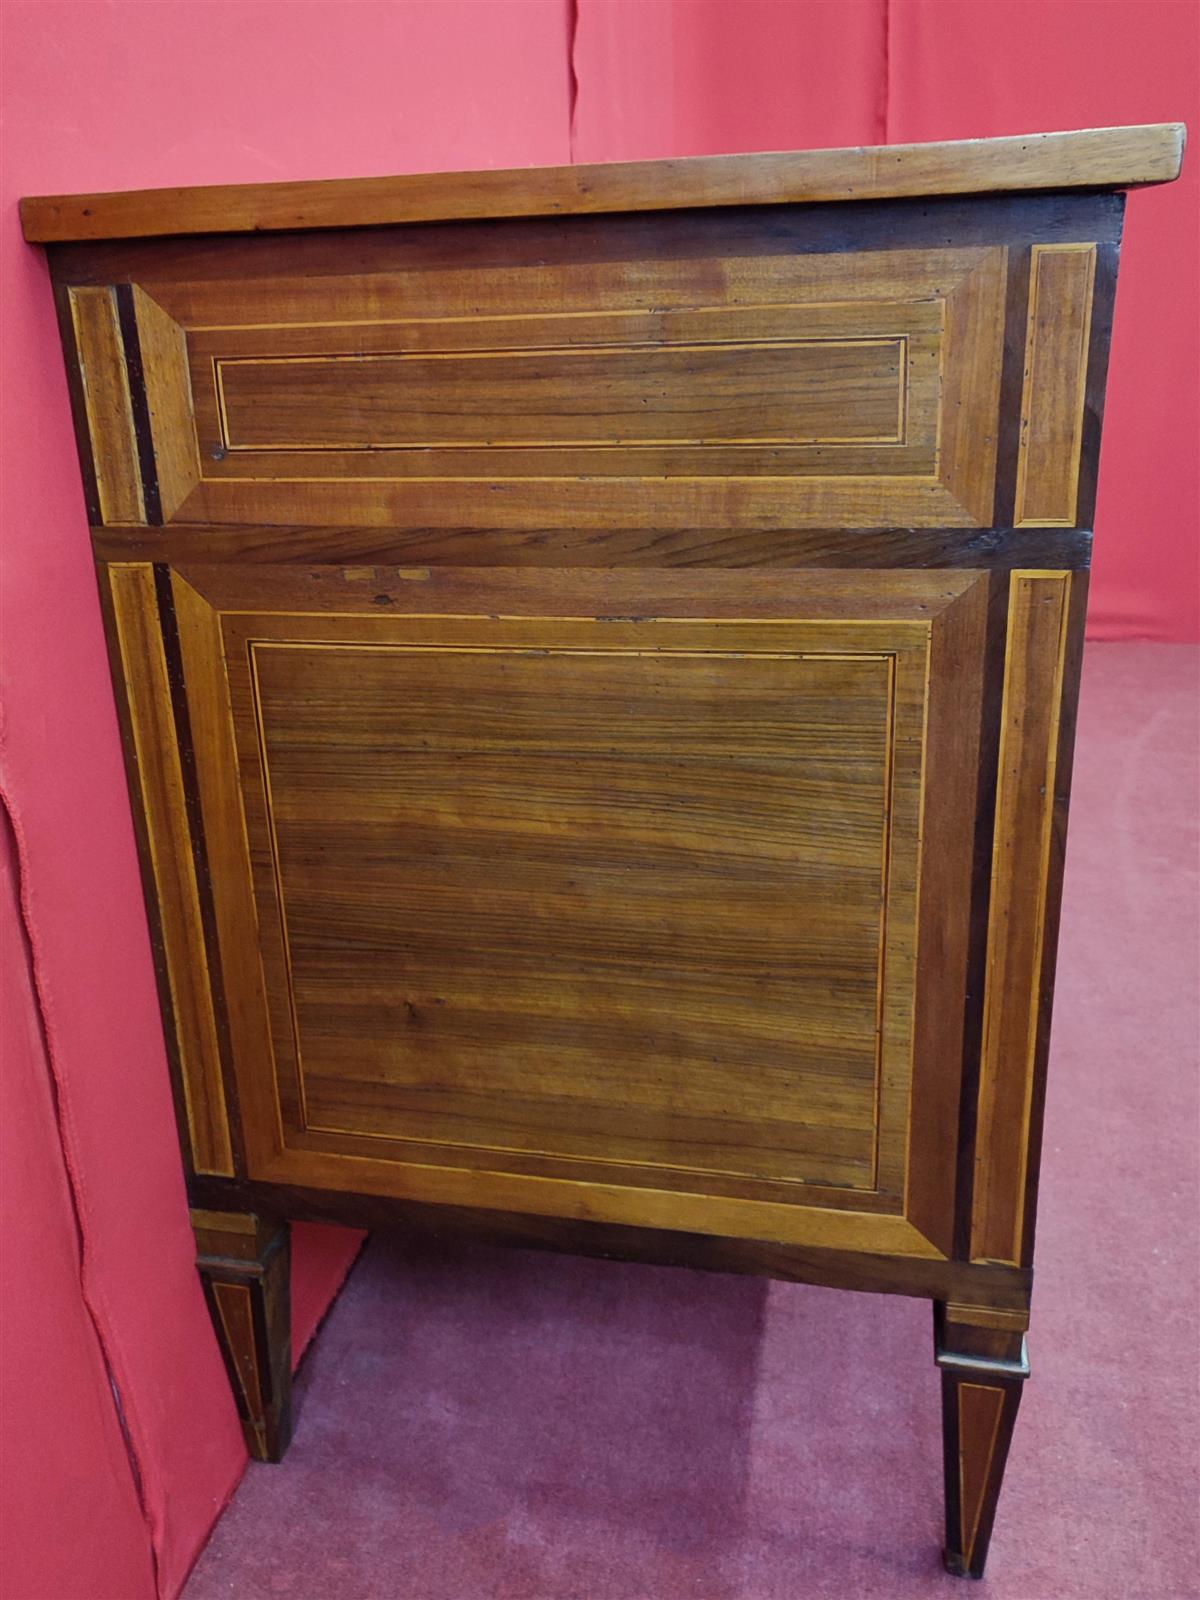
114,284 -> 162,525
188,1174 -> 1033,1312
950,570 -> 1011,1260
89,524 -> 1096,571
1014,570 -> 1091,1269
50,283 -> 103,524
1075,228 -> 1124,533
44,189 -> 1126,287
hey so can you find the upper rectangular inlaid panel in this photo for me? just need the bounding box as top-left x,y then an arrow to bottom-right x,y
214,332 -> 907,453
81,240 -> 1004,531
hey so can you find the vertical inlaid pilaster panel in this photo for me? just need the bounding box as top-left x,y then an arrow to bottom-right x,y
68,286 -> 145,524
109,563 -> 233,1174
971,571 -> 1071,1264
1014,244 -> 1097,527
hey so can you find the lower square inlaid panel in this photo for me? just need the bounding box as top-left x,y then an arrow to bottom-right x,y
251,639 -> 895,1193
171,566 -> 988,1252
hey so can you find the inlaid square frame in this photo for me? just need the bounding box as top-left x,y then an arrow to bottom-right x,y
129,563 -> 994,1265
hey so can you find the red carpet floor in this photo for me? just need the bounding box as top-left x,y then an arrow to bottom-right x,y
183,644 -> 1200,1600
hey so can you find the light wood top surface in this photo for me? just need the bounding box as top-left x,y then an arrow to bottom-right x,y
21,124 -> 1184,244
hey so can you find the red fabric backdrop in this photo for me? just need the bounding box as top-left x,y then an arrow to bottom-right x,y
573,0 -> 1199,639
1,6 -> 1194,1598
888,0 -> 1198,638
0,8 -> 571,1599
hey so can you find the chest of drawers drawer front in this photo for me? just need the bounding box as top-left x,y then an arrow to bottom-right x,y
63,215 -> 1023,536
140,564 -> 990,1259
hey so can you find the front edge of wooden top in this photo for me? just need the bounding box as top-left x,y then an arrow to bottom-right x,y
21,123 -> 1185,244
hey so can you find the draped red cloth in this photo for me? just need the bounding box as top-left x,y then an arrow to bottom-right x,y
574,0 -> 1199,641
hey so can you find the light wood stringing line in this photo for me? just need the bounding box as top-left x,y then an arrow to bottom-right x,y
246,637 -> 900,1192
171,574 -> 290,1161
210,1280 -> 267,1454
898,627 -> 934,1220
187,298 -> 940,335
211,337 -> 908,451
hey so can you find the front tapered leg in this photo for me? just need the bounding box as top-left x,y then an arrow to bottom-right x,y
935,1302 -> 1029,1578
192,1209 -> 292,1462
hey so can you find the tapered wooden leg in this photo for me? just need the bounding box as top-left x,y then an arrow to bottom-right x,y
192,1209 -> 292,1462
935,1302 -> 1029,1579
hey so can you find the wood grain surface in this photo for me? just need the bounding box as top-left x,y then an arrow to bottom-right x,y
67,287 -> 143,523
22,123 -> 1184,242
971,572 -> 1072,1265
107,563 -> 233,1174
158,565 -> 990,1258
1014,245 -> 1098,527
86,243 -> 1007,531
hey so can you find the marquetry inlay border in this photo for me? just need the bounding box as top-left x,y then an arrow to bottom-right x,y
245,636 -> 902,1197
131,284 -> 202,520
163,565 -> 990,1261
71,246 -> 1007,531
1014,244 -> 1097,528
212,334 -> 911,452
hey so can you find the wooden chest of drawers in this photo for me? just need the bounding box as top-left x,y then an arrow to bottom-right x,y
22,123 -> 1184,1576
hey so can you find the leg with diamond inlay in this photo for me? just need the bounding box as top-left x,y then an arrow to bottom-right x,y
935,1301 -> 1029,1578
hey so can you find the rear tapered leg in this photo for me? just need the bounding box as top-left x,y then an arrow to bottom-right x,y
192,1209 -> 292,1462
935,1302 -> 1029,1578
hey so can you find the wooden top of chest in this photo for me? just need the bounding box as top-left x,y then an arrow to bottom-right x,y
21,123 -> 1184,245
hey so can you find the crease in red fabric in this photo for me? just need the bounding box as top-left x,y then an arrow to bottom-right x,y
870,0 -> 1198,640
2,9 -> 575,1596
0,800 -> 162,1600
572,0 -> 1197,641
1,789 -> 157,1550
573,0 -> 890,161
